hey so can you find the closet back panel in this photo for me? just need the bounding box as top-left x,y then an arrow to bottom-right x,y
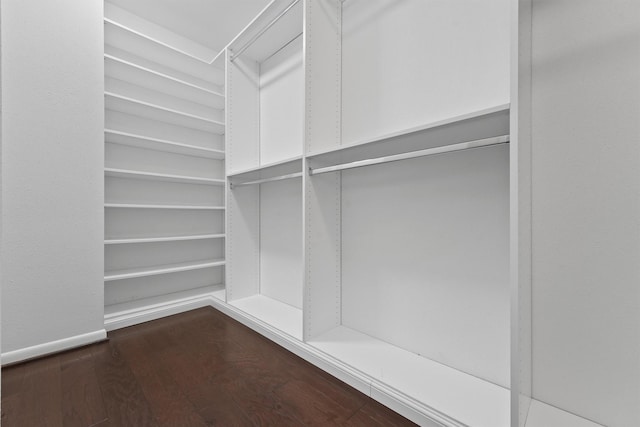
259,36 -> 304,164
105,240 -> 223,271
341,0 -> 510,145
105,209 -> 224,238
260,178 -> 303,309
341,145 -> 510,387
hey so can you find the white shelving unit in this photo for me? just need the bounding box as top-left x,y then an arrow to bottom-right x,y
225,0 -> 305,340
103,4 -> 226,330
216,1 -> 609,427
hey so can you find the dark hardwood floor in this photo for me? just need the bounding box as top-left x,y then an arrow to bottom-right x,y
1,307 -> 417,426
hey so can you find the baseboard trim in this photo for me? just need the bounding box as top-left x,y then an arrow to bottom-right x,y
104,295 -> 213,331
1,329 -> 107,366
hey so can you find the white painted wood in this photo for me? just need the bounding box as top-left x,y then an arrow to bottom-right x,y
525,400 -> 604,427
105,267 -> 224,306
105,176 -> 223,207
260,178 -> 303,308
105,234 -> 224,245
105,209 -> 223,240
511,0 -> 533,425
106,109 -> 224,151
105,143 -> 223,180
104,285 -> 223,331
103,19 -> 224,85
226,55 -> 260,174
226,185 -> 261,301
259,36 -> 303,164
230,295 -> 303,340
105,44 -> 222,94
104,3 -> 219,65
105,130 -> 225,159
105,203 -> 224,210
303,0 -> 342,154
309,326 -> 510,427
1,330 -> 107,367
105,259 -> 225,281
303,171 -> 341,340
530,2 -> 640,426
105,54 -> 224,106
106,77 -> 223,123
105,238 -> 223,271
341,0 -> 510,145
104,168 -> 225,185
105,92 -> 225,134
341,145 -> 510,387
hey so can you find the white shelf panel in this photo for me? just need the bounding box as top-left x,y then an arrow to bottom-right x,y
105,92 -> 225,134
306,104 -> 509,171
105,203 -> 224,210
228,156 -> 302,187
211,288 -> 226,302
525,400 -> 604,427
105,54 -> 224,105
105,259 -> 225,282
309,326 -> 510,427
105,168 -> 225,186
105,130 -> 225,159
105,234 -> 225,245
229,295 -> 302,340
104,284 -> 224,331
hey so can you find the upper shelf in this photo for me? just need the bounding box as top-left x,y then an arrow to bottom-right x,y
105,129 -> 225,159
105,92 -> 225,134
228,156 -> 302,187
228,0 -> 303,63
105,54 -> 224,109
105,167 -> 225,186
306,105 -> 510,173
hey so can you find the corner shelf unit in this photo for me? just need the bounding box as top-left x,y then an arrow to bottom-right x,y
103,4 -> 226,330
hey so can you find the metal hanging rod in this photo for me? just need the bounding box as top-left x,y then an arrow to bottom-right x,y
309,135 -> 510,176
230,0 -> 301,61
230,171 -> 303,188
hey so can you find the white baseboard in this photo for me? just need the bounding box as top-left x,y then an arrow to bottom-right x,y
1,329 -> 107,366
104,295 -> 213,331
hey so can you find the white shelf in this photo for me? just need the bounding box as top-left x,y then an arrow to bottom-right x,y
306,105 -> 509,171
525,400 -> 604,427
229,295 -> 302,340
105,54 -> 224,100
309,326 -> 510,427
105,92 -> 225,134
228,156 -> 302,187
104,203 -> 224,210
105,129 -> 225,159
105,167 -> 225,186
105,234 -> 225,245
104,284 -> 224,331
104,259 -> 225,282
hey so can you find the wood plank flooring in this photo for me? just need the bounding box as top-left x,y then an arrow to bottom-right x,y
1,307 -> 417,426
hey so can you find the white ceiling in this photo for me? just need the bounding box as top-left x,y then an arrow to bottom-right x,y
106,0 -> 272,52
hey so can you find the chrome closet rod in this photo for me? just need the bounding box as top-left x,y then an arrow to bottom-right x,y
230,171 -> 303,188
309,135 -> 510,176
230,0 -> 301,61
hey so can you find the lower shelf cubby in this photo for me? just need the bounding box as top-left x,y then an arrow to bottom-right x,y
226,172 -> 303,340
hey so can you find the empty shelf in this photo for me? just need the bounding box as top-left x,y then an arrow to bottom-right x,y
105,234 -> 225,245
105,129 -> 225,159
105,92 -> 225,134
229,295 -> 302,340
228,156 -> 303,187
105,203 -> 225,210
105,259 -> 225,281
105,168 -> 225,185
309,326 -> 510,427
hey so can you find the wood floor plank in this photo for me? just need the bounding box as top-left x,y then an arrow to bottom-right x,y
91,341 -> 160,426
59,345 -> 108,427
2,307 -> 416,427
